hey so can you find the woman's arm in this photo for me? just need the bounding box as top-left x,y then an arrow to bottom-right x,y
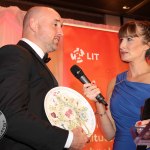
83,78 -> 116,140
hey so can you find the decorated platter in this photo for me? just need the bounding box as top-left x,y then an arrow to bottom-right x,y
44,86 -> 96,137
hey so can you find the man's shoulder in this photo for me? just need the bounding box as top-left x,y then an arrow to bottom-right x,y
0,44 -> 17,49
0,43 -> 28,53
0,43 -> 32,61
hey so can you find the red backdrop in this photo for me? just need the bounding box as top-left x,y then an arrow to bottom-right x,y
61,24 -> 128,150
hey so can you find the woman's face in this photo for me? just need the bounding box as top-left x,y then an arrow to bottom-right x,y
119,34 -> 147,63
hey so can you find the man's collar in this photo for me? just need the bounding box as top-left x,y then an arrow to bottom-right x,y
21,38 -> 44,59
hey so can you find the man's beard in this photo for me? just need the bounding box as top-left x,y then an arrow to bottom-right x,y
48,42 -> 58,52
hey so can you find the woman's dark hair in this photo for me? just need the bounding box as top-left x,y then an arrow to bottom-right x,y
118,20 -> 150,44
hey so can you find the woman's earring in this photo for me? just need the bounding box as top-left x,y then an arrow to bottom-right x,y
145,48 -> 150,63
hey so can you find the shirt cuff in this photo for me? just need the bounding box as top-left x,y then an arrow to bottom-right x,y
64,131 -> 73,148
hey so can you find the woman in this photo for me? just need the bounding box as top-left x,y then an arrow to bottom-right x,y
83,20 -> 150,150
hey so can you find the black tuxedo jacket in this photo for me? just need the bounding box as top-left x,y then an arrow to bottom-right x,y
0,41 -> 68,150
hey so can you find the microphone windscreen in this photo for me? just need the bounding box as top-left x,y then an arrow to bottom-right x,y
70,65 -> 84,79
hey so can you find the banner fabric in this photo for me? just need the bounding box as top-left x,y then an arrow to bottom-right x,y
61,24 -> 128,150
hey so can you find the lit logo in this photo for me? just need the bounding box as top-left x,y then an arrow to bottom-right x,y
70,48 -> 85,63
70,48 -> 100,63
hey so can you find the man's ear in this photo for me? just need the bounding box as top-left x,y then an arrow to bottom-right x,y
29,18 -> 38,32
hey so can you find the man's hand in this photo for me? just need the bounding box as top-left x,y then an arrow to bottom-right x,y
70,127 -> 89,150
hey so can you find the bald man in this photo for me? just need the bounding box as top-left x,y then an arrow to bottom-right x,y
0,6 -> 89,150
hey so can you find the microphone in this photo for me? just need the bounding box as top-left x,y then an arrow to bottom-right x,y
70,65 -> 108,107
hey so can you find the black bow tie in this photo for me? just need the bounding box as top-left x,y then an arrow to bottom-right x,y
43,53 -> 51,63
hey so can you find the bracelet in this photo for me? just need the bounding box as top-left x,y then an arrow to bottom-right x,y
95,111 -> 106,117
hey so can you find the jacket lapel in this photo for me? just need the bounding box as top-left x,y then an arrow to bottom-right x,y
17,40 -> 58,86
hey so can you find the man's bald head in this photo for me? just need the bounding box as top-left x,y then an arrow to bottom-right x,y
22,6 -> 63,53
23,6 -> 61,34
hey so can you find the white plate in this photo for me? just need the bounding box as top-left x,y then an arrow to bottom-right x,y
44,86 -> 96,137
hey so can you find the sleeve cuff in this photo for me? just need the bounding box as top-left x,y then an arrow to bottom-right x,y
64,131 -> 73,148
